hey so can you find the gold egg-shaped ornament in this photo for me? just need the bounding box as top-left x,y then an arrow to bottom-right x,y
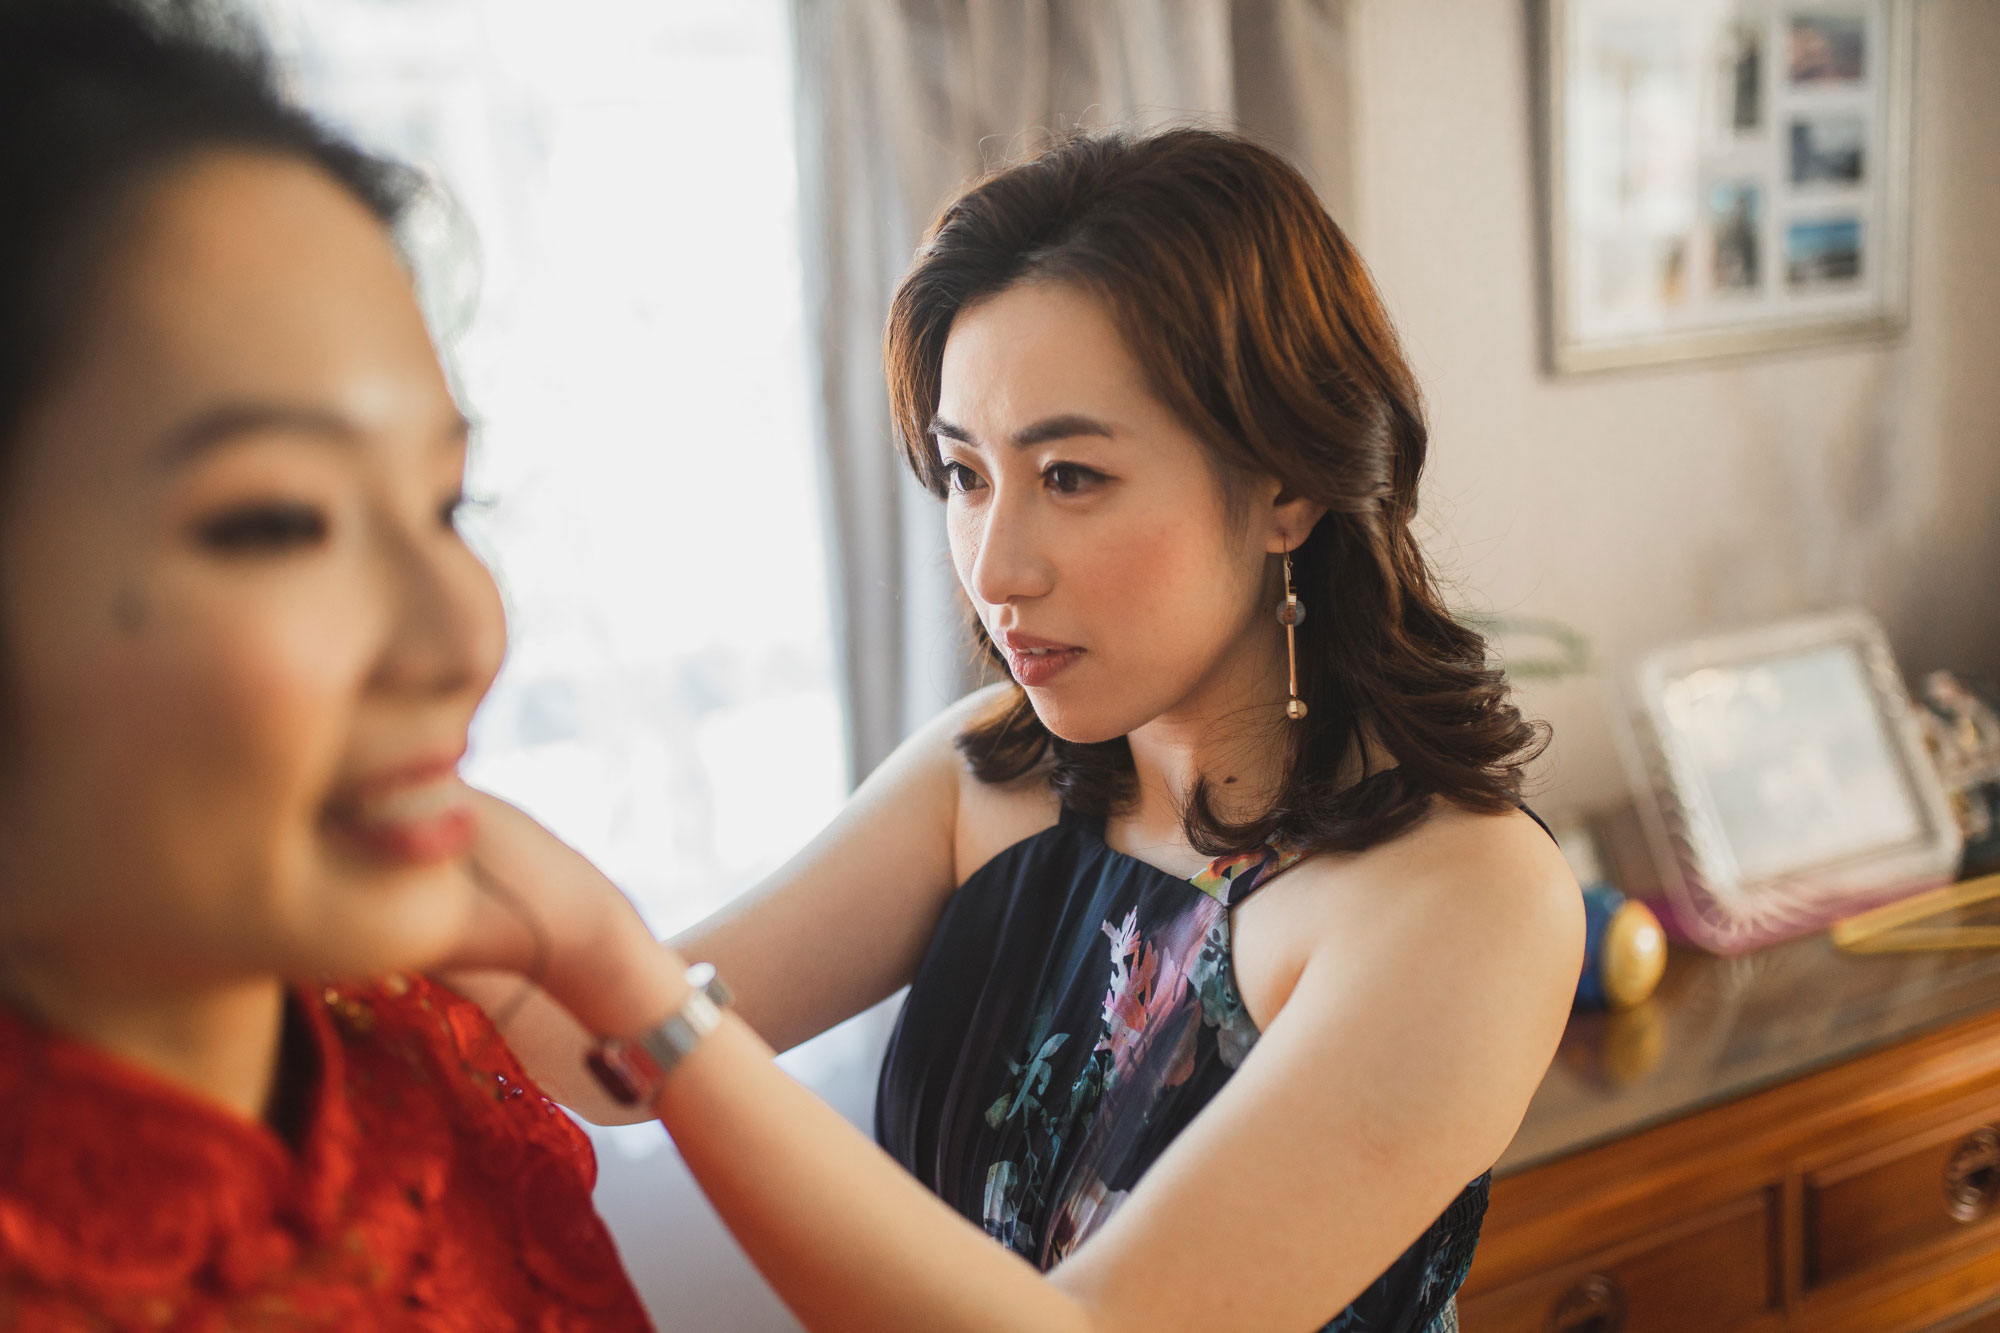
1601,900 -> 1668,1009
1286,698 -> 1309,720
1575,885 -> 1667,1010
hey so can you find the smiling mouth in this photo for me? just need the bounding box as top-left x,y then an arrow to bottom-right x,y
324,769 -> 474,866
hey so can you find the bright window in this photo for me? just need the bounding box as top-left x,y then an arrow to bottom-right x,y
251,0 -> 844,940
253,5 -> 851,1324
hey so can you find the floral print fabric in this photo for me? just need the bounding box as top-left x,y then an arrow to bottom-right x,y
877,805 -> 1487,1333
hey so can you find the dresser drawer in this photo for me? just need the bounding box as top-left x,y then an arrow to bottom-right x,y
1807,1111 -> 2000,1290
1459,1191 -> 1776,1333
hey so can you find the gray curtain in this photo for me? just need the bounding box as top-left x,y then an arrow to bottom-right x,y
790,0 -> 1355,784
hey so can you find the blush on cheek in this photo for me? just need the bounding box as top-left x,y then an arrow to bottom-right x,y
0,594 -> 374,973
108,592 -> 378,926
1082,526 -> 1213,650
177,604 -> 370,817
1060,519 -> 1266,738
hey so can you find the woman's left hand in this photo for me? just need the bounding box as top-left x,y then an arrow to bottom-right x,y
442,790 -> 687,1039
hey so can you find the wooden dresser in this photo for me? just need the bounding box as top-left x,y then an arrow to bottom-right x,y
1461,934 -> 2000,1332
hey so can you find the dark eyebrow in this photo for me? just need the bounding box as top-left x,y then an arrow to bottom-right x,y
157,402 -> 473,466
928,413 -> 1115,449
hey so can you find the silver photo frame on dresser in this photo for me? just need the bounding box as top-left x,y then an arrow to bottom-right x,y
1619,609 -> 1963,954
1540,0 -> 1915,374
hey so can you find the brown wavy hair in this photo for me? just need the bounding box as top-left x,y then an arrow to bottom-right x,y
884,128 -> 1545,857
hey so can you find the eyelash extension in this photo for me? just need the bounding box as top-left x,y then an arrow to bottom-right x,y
942,462 -> 985,493
940,460 -> 1110,495
196,503 -> 328,552
1042,462 -> 1106,494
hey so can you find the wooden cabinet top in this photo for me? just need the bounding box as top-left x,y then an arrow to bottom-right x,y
1503,932 -> 2000,1175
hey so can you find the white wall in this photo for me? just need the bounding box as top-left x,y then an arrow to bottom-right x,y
1347,0 -> 2000,819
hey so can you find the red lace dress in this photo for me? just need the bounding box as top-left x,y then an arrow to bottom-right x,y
0,974 -> 654,1331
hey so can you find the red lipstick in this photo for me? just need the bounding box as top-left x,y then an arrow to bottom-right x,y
996,630 -> 1085,688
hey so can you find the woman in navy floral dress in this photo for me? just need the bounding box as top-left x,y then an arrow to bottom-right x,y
469,129 -> 1583,1331
876,800 -> 1507,1331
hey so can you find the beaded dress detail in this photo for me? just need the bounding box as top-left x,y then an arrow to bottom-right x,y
877,804 -> 1486,1333
0,974 -> 652,1331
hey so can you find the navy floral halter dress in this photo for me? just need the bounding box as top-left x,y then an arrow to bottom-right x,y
876,802 -> 1486,1333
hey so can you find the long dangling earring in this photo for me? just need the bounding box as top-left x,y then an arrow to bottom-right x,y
1277,547 -> 1307,720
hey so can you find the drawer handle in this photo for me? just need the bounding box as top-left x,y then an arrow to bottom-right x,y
1945,1126 -> 2000,1223
1548,1272 -> 1627,1333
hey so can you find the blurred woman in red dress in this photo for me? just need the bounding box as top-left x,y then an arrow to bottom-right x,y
0,1 -> 650,1326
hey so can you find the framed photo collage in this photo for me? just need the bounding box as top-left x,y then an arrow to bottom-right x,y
1544,1 -> 1913,373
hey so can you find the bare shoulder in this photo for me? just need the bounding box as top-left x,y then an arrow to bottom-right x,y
845,683 -> 1004,815
849,683 -> 1059,885
1233,800 -> 1582,1031
1303,802 -> 1575,941
775,682 -> 1055,902
1383,803 -> 1578,927
1235,801 -> 1583,1167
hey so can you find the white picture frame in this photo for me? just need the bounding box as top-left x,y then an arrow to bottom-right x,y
1542,0 -> 1914,374
1619,609 -> 1963,954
